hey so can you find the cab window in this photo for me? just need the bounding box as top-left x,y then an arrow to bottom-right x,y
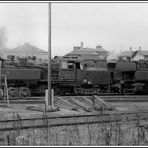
68,61 -> 74,69
61,61 -> 68,69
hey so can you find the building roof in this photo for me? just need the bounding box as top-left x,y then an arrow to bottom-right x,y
132,50 -> 148,59
139,50 -> 148,56
119,50 -> 134,57
66,46 -> 108,56
7,43 -> 47,54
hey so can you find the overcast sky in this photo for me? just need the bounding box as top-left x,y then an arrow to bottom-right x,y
1,2 -> 148,57
0,3 -> 48,52
52,3 -> 148,57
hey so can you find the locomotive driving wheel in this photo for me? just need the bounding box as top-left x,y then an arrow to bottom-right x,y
7,87 -> 18,99
18,87 -> 30,99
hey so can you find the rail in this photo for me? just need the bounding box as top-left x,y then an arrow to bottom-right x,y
0,110 -> 148,131
1,95 -> 148,104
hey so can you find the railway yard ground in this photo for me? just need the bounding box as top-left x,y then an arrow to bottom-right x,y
1,95 -> 148,120
1,95 -> 148,145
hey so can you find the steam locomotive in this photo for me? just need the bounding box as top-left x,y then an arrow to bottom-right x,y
1,55 -> 148,99
51,57 -> 148,95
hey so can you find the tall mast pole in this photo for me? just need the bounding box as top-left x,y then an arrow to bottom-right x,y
48,2 -> 52,106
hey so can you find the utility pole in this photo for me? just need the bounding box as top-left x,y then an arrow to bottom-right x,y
48,2 -> 52,106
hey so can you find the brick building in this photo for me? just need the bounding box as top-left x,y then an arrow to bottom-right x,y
65,42 -> 109,60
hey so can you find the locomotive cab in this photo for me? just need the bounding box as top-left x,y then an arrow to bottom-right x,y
59,56 -> 84,80
60,57 -> 83,70
51,56 -> 84,95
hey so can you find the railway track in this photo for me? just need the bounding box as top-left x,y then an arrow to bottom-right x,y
1,95 -> 148,104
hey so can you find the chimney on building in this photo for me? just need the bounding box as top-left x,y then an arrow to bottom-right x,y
130,47 -> 132,52
80,42 -> 83,49
96,45 -> 102,49
73,46 -> 81,50
139,46 -> 141,51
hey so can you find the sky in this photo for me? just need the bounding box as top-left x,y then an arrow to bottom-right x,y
0,3 -> 48,52
1,2 -> 148,58
52,2 -> 148,57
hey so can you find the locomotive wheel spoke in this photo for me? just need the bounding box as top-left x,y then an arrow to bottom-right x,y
19,87 -> 30,99
7,87 -> 18,100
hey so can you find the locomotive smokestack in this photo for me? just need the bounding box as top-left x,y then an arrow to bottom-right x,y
130,47 -> 132,52
139,46 -> 141,51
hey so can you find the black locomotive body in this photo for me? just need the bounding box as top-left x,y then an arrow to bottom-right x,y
108,60 -> 148,94
1,55 -> 148,98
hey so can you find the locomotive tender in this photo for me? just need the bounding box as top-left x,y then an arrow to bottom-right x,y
1,55 -> 148,99
0,57 -> 48,99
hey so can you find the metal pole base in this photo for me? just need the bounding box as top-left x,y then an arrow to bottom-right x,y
26,104 -> 60,112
